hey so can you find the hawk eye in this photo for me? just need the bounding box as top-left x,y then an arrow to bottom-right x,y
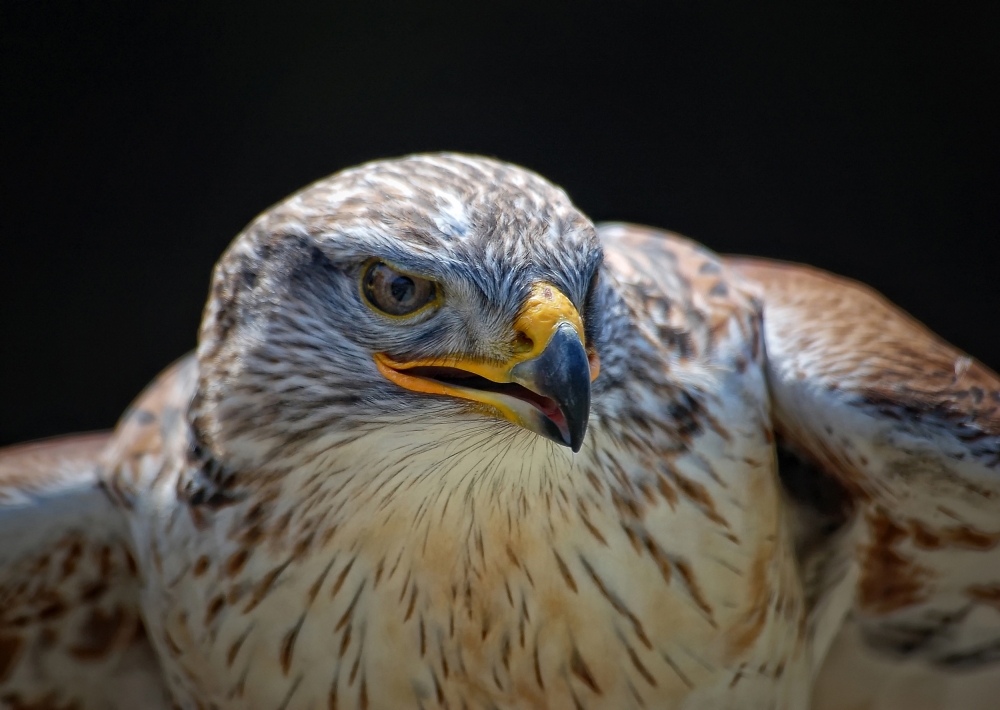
362,262 -> 438,317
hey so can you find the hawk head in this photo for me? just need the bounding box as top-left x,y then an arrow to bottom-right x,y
191,154 -> 607,467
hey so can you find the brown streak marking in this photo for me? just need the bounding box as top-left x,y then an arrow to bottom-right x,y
670,472 -> 729,527
308,559 -> 337,605
399,569 -> 412,603
432,670 -> 445,704
553,550 -> 578,593
533,643 -> 545,690
656,474 -> 678,508
243,560 -> 292,613
579,511 -> 608,546
660,651 -> 694,689
440,640 -> 450,678
579,556 -> 652,648
673,559 -> 714,618
322,526 -> 338,547
637,481 -> 657,506
226,549 -> 250,577
643,537 -> 672,584
226,628 -> 251,667
271,510 -> 293,539
226,585 -> 245,606
336,580 -> 367,632
476,529 -> 486,567
611,489 -> 643,520
628,680 -> 647,707
586,470 -> 604,494
570,646 -> 602,694
359,676 -> 368,710
239,525 -> 264,547
330,558 -> 356,599
626,642 -> 657,686
500,633 -> 511,672
294,533 -> 314,559
205,595 -> 226,625
349,654 -> 360,685
193,555 -> 211,577
622,522 -> 643,553
404,583 -> 418,622
188,505 -> 209,531
338,622 -> 353,658
419,616 -> 426,656
505,545 -> 522,569
280,620 -> 304,675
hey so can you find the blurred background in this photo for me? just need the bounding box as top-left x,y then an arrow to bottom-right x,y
1,1 -> 997,447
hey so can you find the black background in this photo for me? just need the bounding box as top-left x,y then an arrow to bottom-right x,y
2,1 -> 998,447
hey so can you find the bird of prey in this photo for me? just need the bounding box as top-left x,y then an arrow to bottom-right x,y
2,154 -> 999,710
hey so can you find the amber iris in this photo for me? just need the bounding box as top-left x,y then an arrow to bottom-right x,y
362,262 -> 438,316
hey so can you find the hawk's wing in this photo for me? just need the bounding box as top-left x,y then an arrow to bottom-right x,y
0,433 -> 170,709
729,258 -> 1000,710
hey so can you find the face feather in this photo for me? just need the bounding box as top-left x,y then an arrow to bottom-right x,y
190,153 -> 604,463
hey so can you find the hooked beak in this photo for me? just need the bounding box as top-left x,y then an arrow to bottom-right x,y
374,283 -> 600,452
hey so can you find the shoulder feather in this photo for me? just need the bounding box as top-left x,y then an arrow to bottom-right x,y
729,256 -> 1000,710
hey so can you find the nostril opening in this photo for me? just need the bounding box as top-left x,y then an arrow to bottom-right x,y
513,331 -> 534,354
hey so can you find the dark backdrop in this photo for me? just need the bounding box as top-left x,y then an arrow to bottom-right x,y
2,1 -> 998,447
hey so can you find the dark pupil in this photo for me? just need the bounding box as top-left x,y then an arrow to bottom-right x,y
390,275 -> 415,304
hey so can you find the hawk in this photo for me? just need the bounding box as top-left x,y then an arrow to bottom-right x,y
1,154 -> 998,710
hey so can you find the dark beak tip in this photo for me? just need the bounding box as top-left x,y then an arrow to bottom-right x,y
512,321 -> 592,454
567,416 -> 588,452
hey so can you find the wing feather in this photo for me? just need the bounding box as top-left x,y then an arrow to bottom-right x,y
729,257 -> 1000,710
0,434 -> 170,709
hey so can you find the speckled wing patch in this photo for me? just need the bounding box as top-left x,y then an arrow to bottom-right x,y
0,434 -> 171,710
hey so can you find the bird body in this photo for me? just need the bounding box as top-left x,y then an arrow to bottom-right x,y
2,154 -> 998,710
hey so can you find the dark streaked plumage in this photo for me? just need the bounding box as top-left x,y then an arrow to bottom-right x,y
1,154 -> 998,710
